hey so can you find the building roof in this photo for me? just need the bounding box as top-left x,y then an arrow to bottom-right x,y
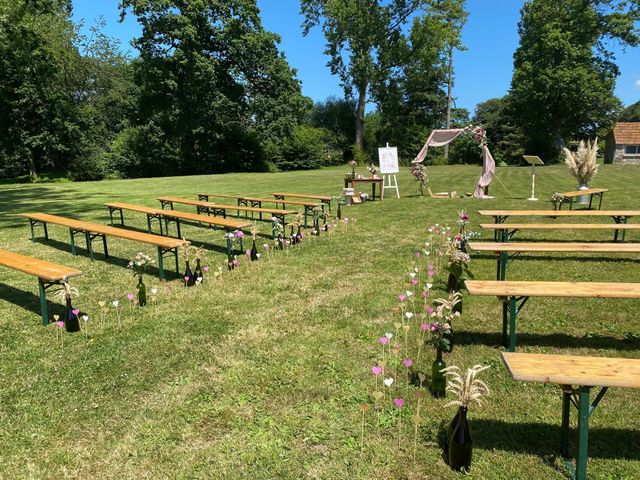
613,122 -> 640,145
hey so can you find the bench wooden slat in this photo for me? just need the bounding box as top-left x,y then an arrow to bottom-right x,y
0,248 -> 82,282
467,241 -> 640,253
480,223 -> 640,230
198,194 -> 321,207
272,192 -> 332,201
158,197 -> 294,215
559,188 -> 608,198
22,213 -> 184,249
465,280 -> 640,298
106,202 -> 251,229
478,210 -> 640,217
502,352 -> 640,389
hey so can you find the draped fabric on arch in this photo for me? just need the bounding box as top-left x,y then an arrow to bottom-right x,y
412,128 -> 496,199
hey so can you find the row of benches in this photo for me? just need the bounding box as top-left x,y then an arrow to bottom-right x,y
4,192 -> 329,326
466,207 -> 639,479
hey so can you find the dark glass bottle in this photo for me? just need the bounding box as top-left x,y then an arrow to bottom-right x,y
250,240 -> 258,261
337,202 -> 342,219
184,260 -> 195,286
65,297 -> 80,332
429,348 -> 446,398
289,225 -> 297,245
448,406 -> 472,472
194,258 -> 204,281
296,225 -> 303,243
137,275 -> 147,307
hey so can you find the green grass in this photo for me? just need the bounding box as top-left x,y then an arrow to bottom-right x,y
1,164 -> 640,479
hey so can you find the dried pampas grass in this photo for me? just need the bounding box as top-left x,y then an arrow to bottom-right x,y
563,138 -> 599,185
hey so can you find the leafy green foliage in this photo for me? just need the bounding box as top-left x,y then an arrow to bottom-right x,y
509,0 -> 640,158
619,100 -> 640,122
473,97 -> 525,165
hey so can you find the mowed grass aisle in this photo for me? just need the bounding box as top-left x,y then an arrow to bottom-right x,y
1,164 -> 640,479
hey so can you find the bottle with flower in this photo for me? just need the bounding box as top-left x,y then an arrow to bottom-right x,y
425,319 -> 452,398
128,252 -> 153,306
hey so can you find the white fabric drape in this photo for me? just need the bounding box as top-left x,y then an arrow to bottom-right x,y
412,128 -> 495,199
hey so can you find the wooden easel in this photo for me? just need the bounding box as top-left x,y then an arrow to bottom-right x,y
380,143 -> 400,199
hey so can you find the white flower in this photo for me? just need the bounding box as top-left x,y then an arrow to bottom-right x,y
82,315 -> 89,322
408,272 -> 416,278
405,290 -> 413,297
385,332 -> 393,339
112,300 -> 119,308
405,312 -> 413,319
426,283 -> 433,289
383,377 -> 394,387
151,288 -> 158,295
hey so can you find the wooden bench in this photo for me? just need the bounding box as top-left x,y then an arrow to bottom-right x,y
502,352 -> 640,480
478,210 -> 640,241
480,222 -> 640,243
555,188 -> 608,210
0,248 -> 82,325
197,194 -> 322,226
106,202 -> 251,256
22,213 -> 186,280
464,280 -> 640,351
272,192 -> 332,212
157,197 -> 294,237
467,241 -> 640,280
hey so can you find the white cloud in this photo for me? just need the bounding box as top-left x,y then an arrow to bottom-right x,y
635,79 -> 640,89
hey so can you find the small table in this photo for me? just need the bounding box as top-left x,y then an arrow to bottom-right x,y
501,352 -> 640,480
344,177 -> 384,201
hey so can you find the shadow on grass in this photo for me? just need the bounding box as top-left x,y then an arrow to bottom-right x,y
455,330 -> 640,351
0,283 -> 67,322
472,418 -> 640,461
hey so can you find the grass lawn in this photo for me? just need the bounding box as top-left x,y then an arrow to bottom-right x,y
1,163 -> 640,479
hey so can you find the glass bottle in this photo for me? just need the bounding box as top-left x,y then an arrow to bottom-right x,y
137,275 -> 147,307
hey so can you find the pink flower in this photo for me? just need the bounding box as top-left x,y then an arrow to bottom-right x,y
263,244 -> 270,251
428,270 -> 434,277
184,276 -> 190,283
402,359 -> 413,368
393,398 -> 405,408
203,266 -> 210,272
72,309 -> 79,316
379,337 -> 389,345
55,321 -> 64,328
427,264 -> 434,271
420,323 -> 428,331
371,366 -> 382,375
127,293 -> 135,301
411,279 -> 418,285
422,290 -> 429,298
426,306 -> 434,315
232,259 -> 240,267
398,294 -> 406,302
235,230 -> 244,238
415,252 -> 421,257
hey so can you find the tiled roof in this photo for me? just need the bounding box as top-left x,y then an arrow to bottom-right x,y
613,122 -> 640,144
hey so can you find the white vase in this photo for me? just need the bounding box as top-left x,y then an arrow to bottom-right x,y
575,184 -> 589,204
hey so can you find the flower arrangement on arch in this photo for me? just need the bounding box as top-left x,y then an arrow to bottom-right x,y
464,125 -> 487,147
411,163 -> 428,196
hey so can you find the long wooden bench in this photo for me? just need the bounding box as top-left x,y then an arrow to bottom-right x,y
479,210 -> 640,241
555,188 -> 608,210
0,248 -> 82,325
157,197 -> 294,236
464,279 -> 640,351
467,241 -> 640,280
197,194 -> 322,226
502,352 -> 640,480
272,192 -> 332,212
22,213 -> 186,280
106,202 -> 251,256
480,222 -> 640,242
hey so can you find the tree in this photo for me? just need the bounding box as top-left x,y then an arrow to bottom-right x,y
0,0 -> 79,179
301,0 -> 466,150
119,0 -> 309,175
619,100 -> 640,122
473,97 -> 525,165
509,0 -> 640,158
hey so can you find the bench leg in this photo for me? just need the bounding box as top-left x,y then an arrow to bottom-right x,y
174,249 -> 179,277
102,235 -> 109,258
575,387 -> 591,480
561,389 -> 571,459
147,215 -> 152,233
588,194 -> 594,210
502,301 -> 508,347
38,279 -> 49,325
598,193 -> 603,210
157,247 -> 165,281
499,252 -> 508,281
43,223 -> 49,240
508,296 -> 517,352
85,233 -> 95,261
176,219 -> 182,239
108,207 -> 114,226
29,220 -> 36,241
304,207 -> 309,228
69,229 -> 77,255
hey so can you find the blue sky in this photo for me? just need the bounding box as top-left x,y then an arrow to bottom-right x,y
71,1 -> 640,114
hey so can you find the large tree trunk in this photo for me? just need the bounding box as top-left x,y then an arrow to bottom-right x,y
553,126 -> 565,153
444,47 -> 453,162
354,85 -> 366,149
28,151 -> 38,182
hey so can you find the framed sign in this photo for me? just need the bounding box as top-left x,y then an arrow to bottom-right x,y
378,146 -> 399,174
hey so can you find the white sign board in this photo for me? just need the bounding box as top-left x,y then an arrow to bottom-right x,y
378,146 -> 399,174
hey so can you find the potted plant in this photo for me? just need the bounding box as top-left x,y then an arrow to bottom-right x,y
562,138 -> 599,204
367,163 -> 378,178
128,252 -> 154,306
442,364 -> 491,472
346,159 -> 358,179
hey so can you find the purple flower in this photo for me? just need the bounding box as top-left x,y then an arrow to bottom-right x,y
420,323 -> 428,331
371,366 -> 382,375
55,321 -> 64,329
72,308 -> 80,316
402,359 -> 413,368
398,294 -> 406,302
410,279 -> 418,285
379,337 -> 389,345
127,293 -> 135,301
203,265 -> 210,272
394,398 -> 405,408
235,230 -> 244,239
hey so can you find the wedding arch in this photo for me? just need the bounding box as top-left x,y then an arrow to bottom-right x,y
412,126 -> 495,199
